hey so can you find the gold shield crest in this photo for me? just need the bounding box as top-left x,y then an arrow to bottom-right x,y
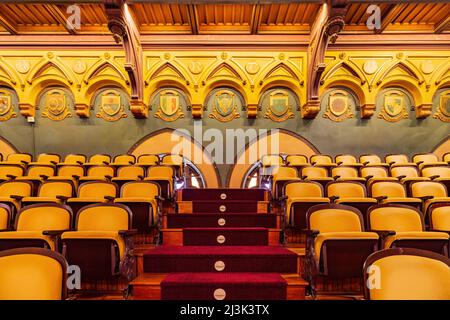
0,91 -> 16,122
264,90 -> 294,122
378,90 -> 408,122
209,89 -> 240,122
434,91 -> 450,123
42,89 -> 72,121
154,90 -> 184,122
96,90 -> 127,122
323,90 -> 354,122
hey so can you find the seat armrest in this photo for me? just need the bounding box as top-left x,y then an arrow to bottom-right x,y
418,195 -> 434,201
337,161 -> 343,165
370,230 -> 396,238
39,174 -> 49,180
102,161 -> 109,165
50,161 -> 58,165
21,161 -> 29,165
374,196 -> 388,203
72,175 -> 80,180
0,229 -> 13,232
428,229 -> 450,235
301,175 -> 308,180
6,174 -> 17,180
10,195 -> 24,201
105,175 -> 113,181
429,175 -> 440,180
416,161 -> 424,165
333,175 -> 341,180
299,229 -> 320,237
56,195 -> 70,201
119,229 -> 138,237
397,175 -> 406,180
137,175 -> 144,180
104,195 -> 115,201
76,161 -> 83,165
365,175 -> 374,180
329,195 -> 340,202
362,161 -> 369,166
43,229 -> 71,236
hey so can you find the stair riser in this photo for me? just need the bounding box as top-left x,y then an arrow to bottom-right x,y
178,188 -> 268,201
165,214 -> 278,228
183,229 -> 268,246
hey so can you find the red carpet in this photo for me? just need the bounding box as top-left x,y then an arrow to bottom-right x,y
179,188 -> 267,201
183,228 -> 268,246
161,273 -> 287,300
143,246 -> 297,273
167,213 -> 277,228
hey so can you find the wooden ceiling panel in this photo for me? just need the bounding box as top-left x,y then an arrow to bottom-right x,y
195,3 -> 254,34
131,3 -> 191,34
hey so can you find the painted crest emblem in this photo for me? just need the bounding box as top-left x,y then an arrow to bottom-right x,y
434,91 -> 450,123
323,90 -> 354,122
0,91 -> 16,121
154,90 -> 184,121
96,90 -> 127,121
264,90 -> 294,122
378,90 -> 408,122
209,89 -> 240,122
42,89 -> 72,121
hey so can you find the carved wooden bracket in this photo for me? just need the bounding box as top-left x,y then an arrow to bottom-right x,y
303,0 -> 347,119
191,103 -> 203,119
75,103 -> 90,118
105,0 -> 147,118
247,103 -> 258,119
416,103 -> 432,119
361,103 -> 376,119
19,103 -> 34,118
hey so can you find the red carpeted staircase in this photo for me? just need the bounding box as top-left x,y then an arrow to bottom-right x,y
131,188 -> 307,300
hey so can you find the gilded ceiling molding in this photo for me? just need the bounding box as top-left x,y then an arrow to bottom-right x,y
303,0 -> 347,119
105,1 -> 147,118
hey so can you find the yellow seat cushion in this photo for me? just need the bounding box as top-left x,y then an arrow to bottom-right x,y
0,197 -> 19,210
314,232 -> 379,263
336,177 -> 366,182
78,176 -> 109,181
0,231 -> 55,250
21,197 -> 61,204
67,197 -> 108,203
62,231 -> 125,258
305,177 -> 334,181
400,177 -> 430,183
381,197 -> 422,204
385,231 -> 450,249
0,209 -> 8,230
336,197 -> 377,203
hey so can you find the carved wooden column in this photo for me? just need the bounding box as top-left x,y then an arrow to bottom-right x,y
105,0 -> 147,118
303,0 -> 347,118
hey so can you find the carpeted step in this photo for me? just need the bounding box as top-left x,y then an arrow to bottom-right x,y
161,273 -> 287,300
178,188 -> 268,201
143,246 -> 297,273
179,200 -> 267,214
166,213 -> 278,228
183,228 -> 268,246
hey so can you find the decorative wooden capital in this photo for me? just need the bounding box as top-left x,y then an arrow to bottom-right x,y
360,103 -> 376,119
191,103 -> 203,119
301,100 -> 321,119
19,103 -> 35,118
129,99 -> 148,118
247,103 -> 258,119
75,103 -> 90,118
416,103 -> 432,119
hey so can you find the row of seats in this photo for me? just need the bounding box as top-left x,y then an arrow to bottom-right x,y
0,180 -> 162,233
302,203 -> 450,298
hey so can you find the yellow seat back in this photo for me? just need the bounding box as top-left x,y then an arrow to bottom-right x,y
116,166 -> 144,179
365,250 -> 450,300
0,165 -> 24,179
162,154 -> 183,166
38,181 -> 74,198
76,204 -> 129,231
369,205 -> 423,232
385,154 -> 409,165
390,166 -> 419,178
332,166 -> 359,178
88,154 -> 111,164
336,154 -> 358,165
16,204 -> 71,231
147,166 -> 174,179
285,181 -> 323,198
78,182 -> 117,198
261,154 -> 283,167
327,182 -> 366,198
121,181 -> 160,198
286,155 -> 308,166
26,165 -> 55,178
411,181 -> 448,198
86,166 -> 114,178
301,166 -> 328,178
444,153 -> 450,163
371,181 -> 406,198
361,166 -> 388,179
36,154 -> 60,164
311,155 -> 333,165
137,154 -> 159,165
0,204 -> 10,230
6,153 -> 32,164
422,166 -> 450,178
113,154 -> 135,165
63,154 -> 86,164
57,165 -> 84,177
0,181 -> 32,197
360,154 -> 382,165
309,206 -> 363,233
413,153 -> 439,164
0,248 -> 67,300
430,206 -> 450,231
273,166 -> 298,180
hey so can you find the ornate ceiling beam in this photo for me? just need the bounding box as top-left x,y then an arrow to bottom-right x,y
251,4 -> 262,35
302,0 -> 347,119
105,0 -> 147,118
43,4 -> 77,35
0,13 -> 18,35
188,4 -> 199,35
375,4 -> 404,34
435,14 -> 450,34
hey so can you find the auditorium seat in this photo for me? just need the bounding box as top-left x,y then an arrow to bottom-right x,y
78,165 -> 115,182
413,153 -> 447,170
145,165 -> 175,199
390,165 -> 430,194
385,154 -> 415,166
0,181 -> 33,219
360,154 -> 389,167
15,164 -> 56,193
283,181 -> 330,228
110,154 -> 136,166
410,181 -> 450,222
310,155 -> 337,168
369,181 -> 421,209
367,204 -> 449,255
84,154 -> 111,167
360,166 -> 397,189
331,166 -> 366,182
0,164 -> 25,182
429,203 -> 450,233
115,181 -> 161,233
137,154 -> 160,166
335,154 -> 363,168
260,154 -> 284,180
66,181 -> 118,218
285,154 -> 309,170
363,248 -> 450,300
61,203 -> 135,281
326,181 -> 377,227
162,154 -> 184,177
28,153 -> 60,166
58,154 -> 86,165
21,180 -> 75,206
49,164 -> 85,186
111,165 -> 145,188
272,166 -> 299,200
421,166 -> 450,191
1,153 -> 32,167
0,203 -> 72,251
303,204 -> 378,295
0,247 -> 68,300
300,166 -> 334,189
0,204 -> 10,230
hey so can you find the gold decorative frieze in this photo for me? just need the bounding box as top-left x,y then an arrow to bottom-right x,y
323,90 -> 354,122
154,89 -> 184,122
264,89 -> 294,122
41,89 -> 72,121
208,89 -> 240,122
433,91 -> 450,123
378,90 -> 408,122
96,90 -> 127,122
